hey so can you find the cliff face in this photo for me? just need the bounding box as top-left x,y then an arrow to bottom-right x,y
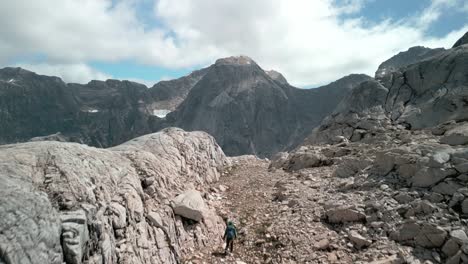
168,56 -> 370,157
0,67 -> 80,144
308,33 -> 468,145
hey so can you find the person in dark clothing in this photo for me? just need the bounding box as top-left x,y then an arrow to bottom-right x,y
223,221 -> 237,254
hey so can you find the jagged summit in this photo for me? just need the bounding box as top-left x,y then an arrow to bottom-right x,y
215,55 -> 257,66
453,31 -> 468,48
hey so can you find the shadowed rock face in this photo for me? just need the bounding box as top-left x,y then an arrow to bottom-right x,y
308,33 -> 468,145
0,128 -> 229,264
148,68 -> 209,111
168,56 -> 370,157
453,31 -> 468,48
0,57 -> 369,157
375,46 -> 445,79
0,67 -> 80,144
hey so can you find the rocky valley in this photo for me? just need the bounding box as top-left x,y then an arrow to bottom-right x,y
1,27 -> 468,264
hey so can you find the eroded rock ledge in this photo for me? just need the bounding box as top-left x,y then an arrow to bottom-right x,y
0,127 -> 230,264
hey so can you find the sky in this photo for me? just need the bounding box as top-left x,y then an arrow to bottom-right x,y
0,0 -> 467,88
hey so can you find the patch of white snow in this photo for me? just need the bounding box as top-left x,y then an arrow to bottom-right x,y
153,109 -> 171,118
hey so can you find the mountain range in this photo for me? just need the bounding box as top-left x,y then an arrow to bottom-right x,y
1,32 -> 467,158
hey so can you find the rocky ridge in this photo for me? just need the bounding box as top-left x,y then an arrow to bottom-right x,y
0,128 -> 230,264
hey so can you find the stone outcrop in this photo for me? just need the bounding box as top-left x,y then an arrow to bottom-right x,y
0,128 -> 229,264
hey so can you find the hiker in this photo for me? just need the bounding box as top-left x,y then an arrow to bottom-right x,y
223,221 -> 237,254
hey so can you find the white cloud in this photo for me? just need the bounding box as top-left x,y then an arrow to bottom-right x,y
14,63 -> 110,84
0,0 -> 467,86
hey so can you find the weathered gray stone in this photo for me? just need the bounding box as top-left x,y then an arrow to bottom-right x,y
326,207 -> 366,224
60,210 -> 89,264
442,239 -> 461,257
411,167 -> 457,188
172,190 -> 206,222
414,224 -> 447,248
440,123 -> 468,146
348,231 -> 372,249
463,199 -> 468,214
450,229 -> 468,245
0,128 -> 228,264
390,222 -> 421,242
394,193 -> 413,204
432,181 -> 464,196
428,151 -> 451,168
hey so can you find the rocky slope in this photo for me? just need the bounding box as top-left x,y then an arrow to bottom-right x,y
0,128 -> 230,264
148,68 -> 209,111
375,46 -> 445,79
262,31 -> 468,264
308,39 -> 468,145
168,56 -> 370,157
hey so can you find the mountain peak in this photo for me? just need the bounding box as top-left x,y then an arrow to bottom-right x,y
215,55 -> 256,66
265,70 -> 288,85
453,31 -> 468,48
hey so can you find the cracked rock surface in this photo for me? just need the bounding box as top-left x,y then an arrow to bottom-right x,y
0,127 -> 229,264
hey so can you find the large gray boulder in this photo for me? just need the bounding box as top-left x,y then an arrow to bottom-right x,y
0,128 -> 228,264
171,190 -> 206,222
325,206 -> 366,224
440,123 -> 468,146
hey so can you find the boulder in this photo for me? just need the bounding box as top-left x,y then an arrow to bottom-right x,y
268,152 -> 289,170
432,181 -> 464,196
428,151 -> 451,168
411,167 -> 457,188
172,190 -> 206,222
348,231 -> 372,249
463,199 -> 468,214
333,157 -> 372,178
286,151 -> 329,171
450,229 -> 468,245
314,239 -> 330,250
442,239 -> 461,257
414,224 -> 447,248
440,123 -> 468,146
326,207 -> 366,224
390,222 -> 421,242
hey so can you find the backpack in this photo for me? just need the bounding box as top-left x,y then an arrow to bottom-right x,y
226,226 -> 236,239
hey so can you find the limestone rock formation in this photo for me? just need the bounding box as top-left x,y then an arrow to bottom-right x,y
0,128 -> 229,264
171,190 -> 206,222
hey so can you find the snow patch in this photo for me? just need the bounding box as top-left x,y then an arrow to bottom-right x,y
84,109 -> 99,113
153,109 -> 171,118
